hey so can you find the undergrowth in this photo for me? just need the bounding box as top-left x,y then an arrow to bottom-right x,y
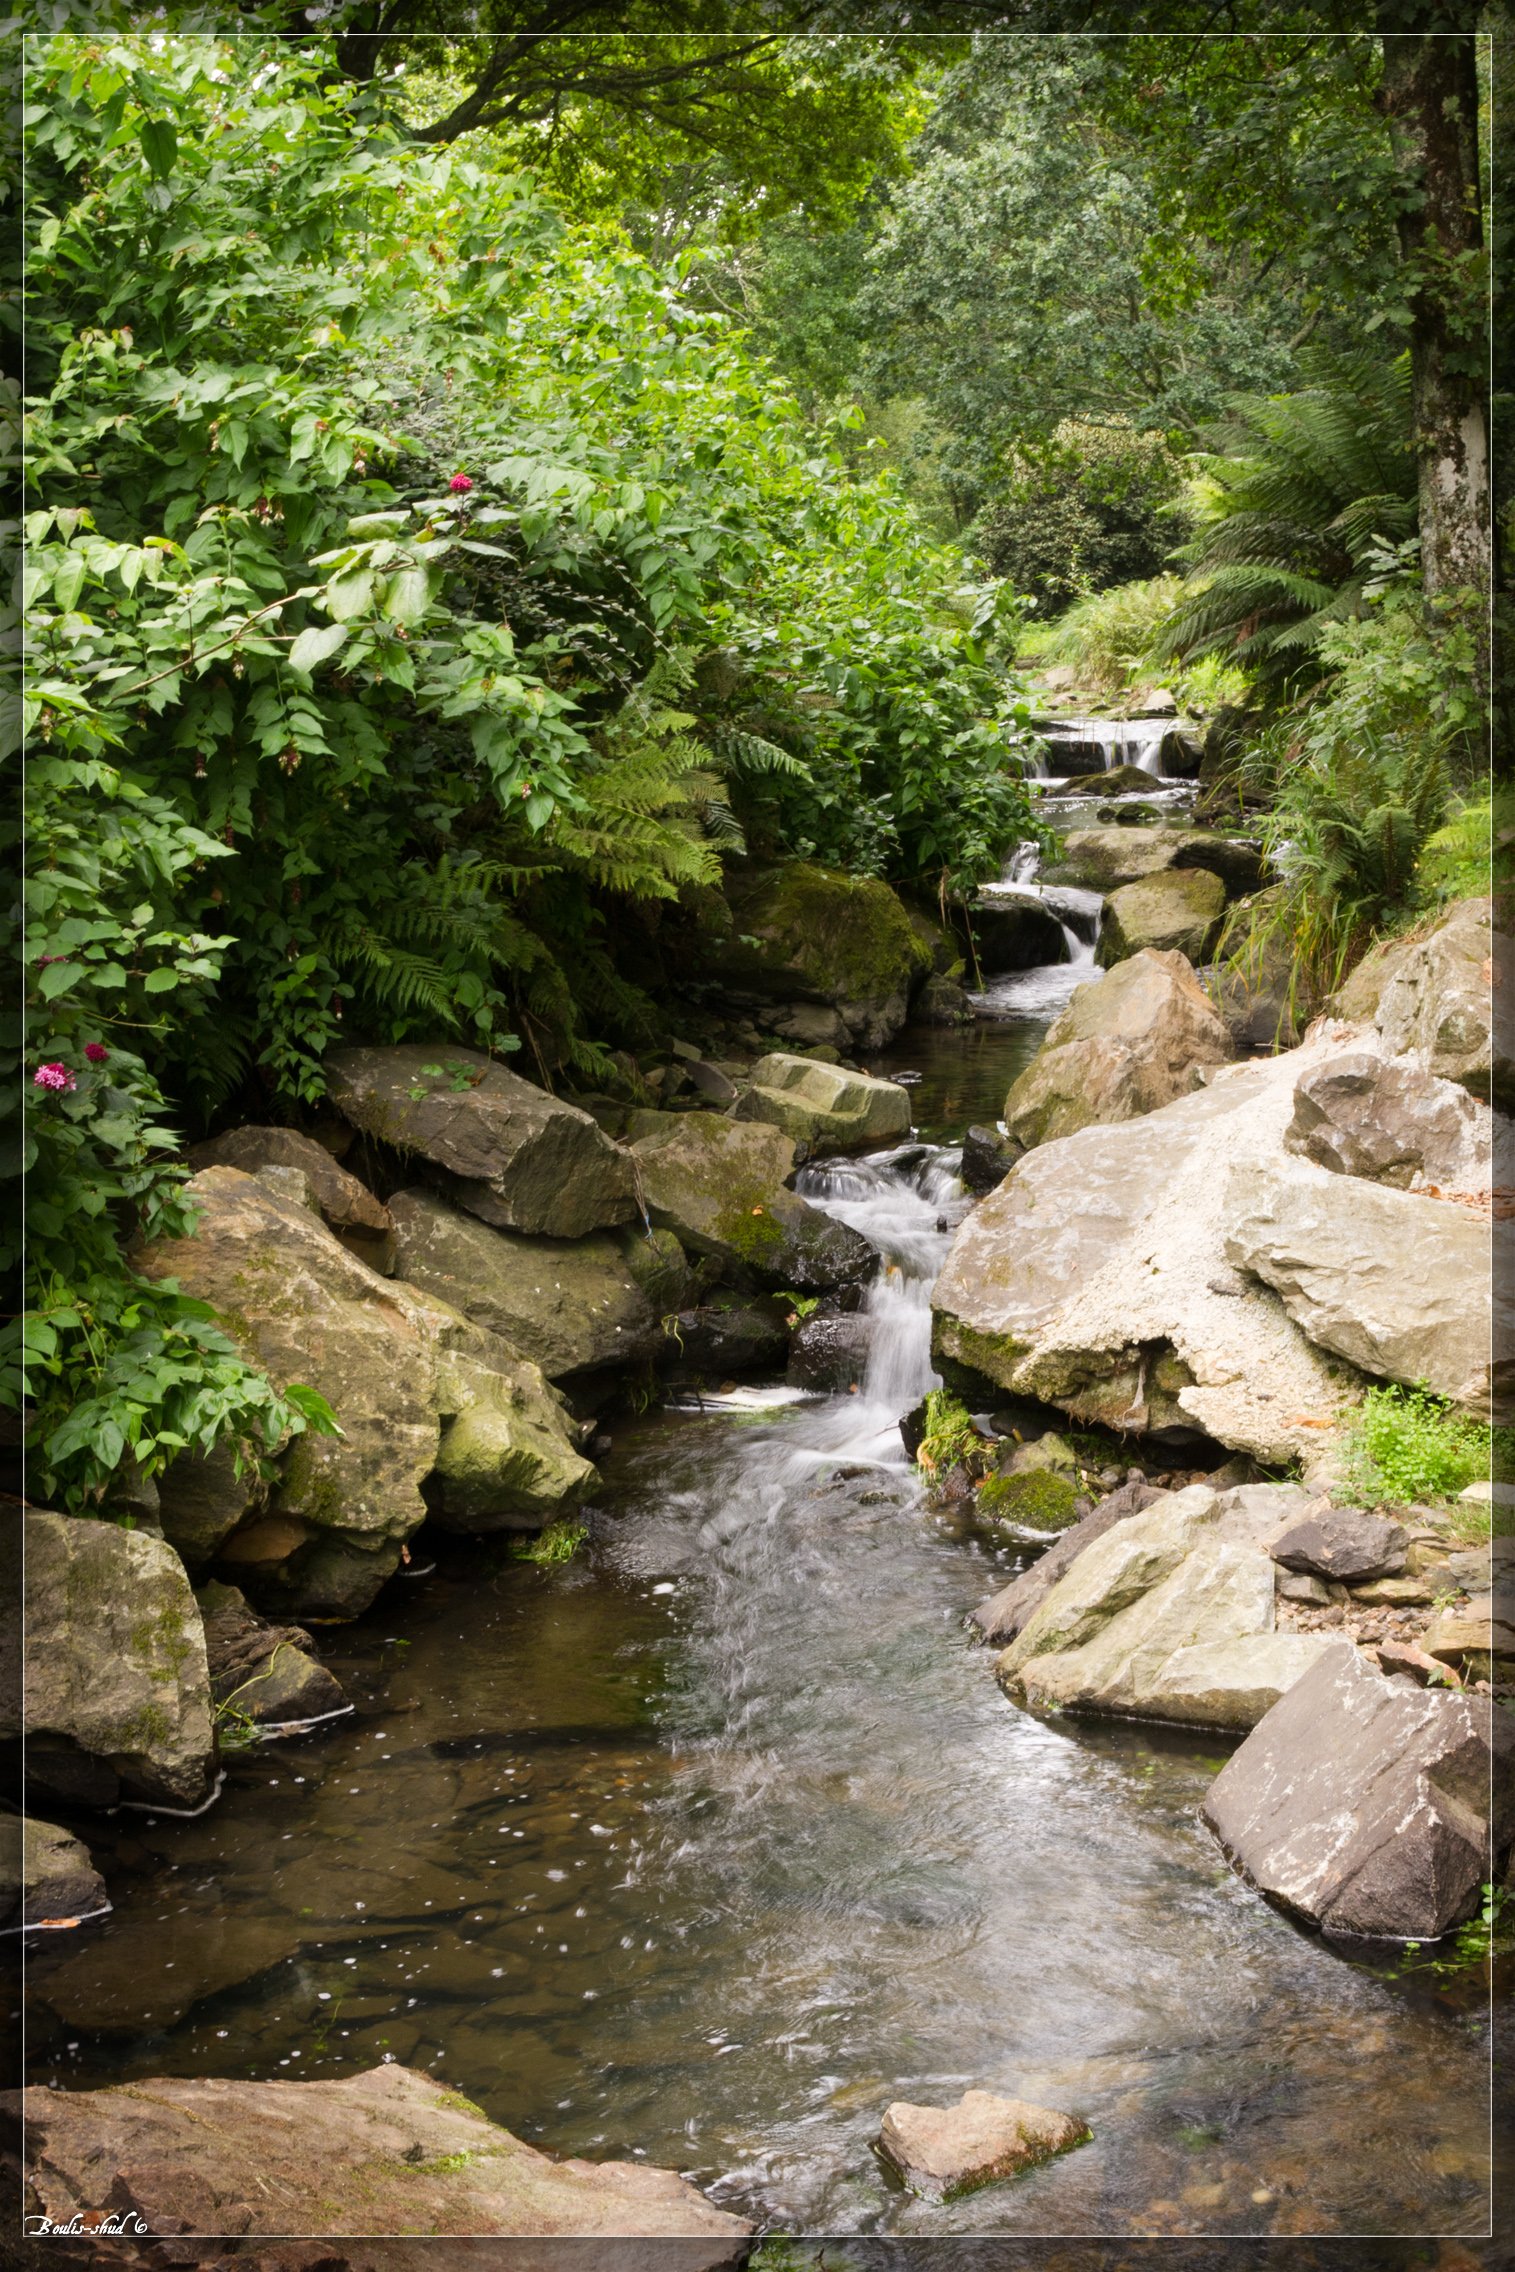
510,1518 -> 589,1566
1338,1384 -> 1492,1510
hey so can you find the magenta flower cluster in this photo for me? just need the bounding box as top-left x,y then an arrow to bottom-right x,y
448,474 -> 474,494
85,1042 -> 110,1064
33,1062 -> 76,1093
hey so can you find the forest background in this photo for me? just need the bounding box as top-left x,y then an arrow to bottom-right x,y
6,1 -> 1502,1512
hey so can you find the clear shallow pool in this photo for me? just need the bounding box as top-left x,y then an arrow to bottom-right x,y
26,1093 -> 1493,2239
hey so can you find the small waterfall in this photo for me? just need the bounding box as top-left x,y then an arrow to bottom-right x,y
1035,714 -> 1179,780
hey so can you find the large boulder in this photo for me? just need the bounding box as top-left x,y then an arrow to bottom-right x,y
1042,827 -> 1192,891
968,892 -> 1069,973
705,861 -> 931,1048
1096,867 -> 1226,967
1201,1644 -> 1505,1939
971,1478 -> 1164,1645
1002,950 -> 1231,1153
994,1483 -> 1342,1730
1225,1157 -> 1495,1412
189,1125 -> 395,1271
428,1335 -> 596,1529
932,1041 -> 1375,1469
732,1055 -> 913,1158
1330,898 -> 1506,1106
9,2063 -> 753,2249
629,1112 -> 875,1291
23,1511 -> 215,1809
326,1044 -> 637,1237
1283,1050 -> 1491,1191
389,1190 -> 661,1380
0,1817 -> 107,1928
138,1168 -> 443,1616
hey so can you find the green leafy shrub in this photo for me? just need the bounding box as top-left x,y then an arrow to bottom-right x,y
1339,1384 -> 1489,1507
1039,575 -> 1185,695
975,1469 -> 1080,1534
977,420 -> 1186,616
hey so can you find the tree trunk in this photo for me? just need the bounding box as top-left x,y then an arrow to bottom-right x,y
1376,25 -> 1490,601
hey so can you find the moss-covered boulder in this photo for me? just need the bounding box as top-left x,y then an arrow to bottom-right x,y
327,1044 -> 637,1238
430,1341 -> 596,1530
389,1189 -> 662,1379
1097,868 -> 1225,967
973,1470 -> 1081,1545
733,1054 -> 912,1156
630,1112 -> 878,1289
23,1511 -> 215,1810
705,862 -> 932,1047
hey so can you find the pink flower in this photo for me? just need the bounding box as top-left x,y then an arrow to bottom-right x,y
33,1062 -> 76,1093
448,474 -> 474,494
84,1042 -> 109,1064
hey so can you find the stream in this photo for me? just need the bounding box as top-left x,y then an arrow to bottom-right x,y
27,981 -> 1494,2239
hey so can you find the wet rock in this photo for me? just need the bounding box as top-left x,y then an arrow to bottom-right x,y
787,1312 -> 873,1392
1225,1158 -> 1494,1412
971,1478 -> 1164,1644
705,860 -> 931,1049
0,1816 -> 107,1927
1157,729 -> 1203,778
137,1168 -> 444,1615
969,892 -> 1069,974
973,1469 -> 1080,1544
1270,1507 -> 1408,1584
432,1342 -> 597,1532
630,1112 -> 877,1290
9,2063 -> 754,2245
326,1044 -> 637,1238
1201,1643 -> 1503,1938
389,1189 -> 660,1381
662,1292 -> 792,1376
1171,834 -> 1268,896
23,1510 -> 214,1810
190,1125 -> 396,1271
734,1054 -> 912,1156
878,2088 -> 1090,2201
915,972 -> 976,1026
961,1123 -> 1017,1195
996,1483 -> 1340,1730
932,1043 -> 1376,1470
1003,950 -> 1230,1153
196,1581 -> 345,1726
1283,1051 -> 1490,1191
1330,897 -> 1507,1106
1042,826 -> 1192,892
1096,868 -> 1225,968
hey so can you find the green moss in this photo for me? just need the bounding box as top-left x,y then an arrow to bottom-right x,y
733,862 -> 929,1007
976,1470 -> 1080,1533
714,1199 -> 788,1264
931,1316 -> 1030,1391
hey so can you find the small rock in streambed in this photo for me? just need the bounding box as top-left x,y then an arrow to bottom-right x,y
0,1816 -> 108,1929
197,1581 -> 347,1729
1376,1639 -> 1460,1689
878,2088 -> 1090,2201
1269,1506 -> 1408,1585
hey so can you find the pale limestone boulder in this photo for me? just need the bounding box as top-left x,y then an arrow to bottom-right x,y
326,1044 -> 637,1236
932,1040 -> 1373,1469
1224,1157 -> 1494,1412
1097,866 -> 1225,967
10,2063 -> 753,2247
878,2089 -> 1090,2201
1202,1645 -> 1503,1939
23,1511 -> 215,1809
629,1112 -> 876,1289
1042,826 -> 1194,891
733,1053 -> 912,1154
1329,897 -> 1506,1105
1003,949 -> 1230,1152
1283,1051 -> 1492,1191
994,1484 -> 1340,1730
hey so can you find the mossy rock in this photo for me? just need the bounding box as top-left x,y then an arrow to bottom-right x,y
709,862 -> 931,1047
973,1469 -> 1081,1542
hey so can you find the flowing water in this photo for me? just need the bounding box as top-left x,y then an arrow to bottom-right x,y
26,1013 -> 1495,2239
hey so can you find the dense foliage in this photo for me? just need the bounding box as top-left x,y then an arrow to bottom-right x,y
15,32 -> 1039,1505
976,422 -> 1186,616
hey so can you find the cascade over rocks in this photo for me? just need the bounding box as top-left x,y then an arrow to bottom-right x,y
8,2063 -> 754,2248
389,1190 -> 661,1381
1201,1645 -> 1507,1940
1225,1157 -> 1496,1412
629,1112 -> 878,1287
189,1125 -> 396,1271
1329,897 -> 1505,1105
731,1056 -> 913,1158
1096,867 -> 1226,967
932,1039 -> 1376,1469
326,1044 -> 637,1238
21,1511 -> 215,1810
1002,949 -> 1231,1153
700,860 -> 931,1048
994,1483 -> 1342,1729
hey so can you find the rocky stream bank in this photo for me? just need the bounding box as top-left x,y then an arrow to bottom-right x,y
9,831 -> 1509,2244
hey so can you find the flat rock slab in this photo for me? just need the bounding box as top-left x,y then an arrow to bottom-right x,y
733,1053 -> 912,1155
327,1045 -> 636,1239
1202,1643 -> 1500,1939
10,2063 -> 752,2246
1269,1506 -> 1408,1584
878,2089 -> 1090,2201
